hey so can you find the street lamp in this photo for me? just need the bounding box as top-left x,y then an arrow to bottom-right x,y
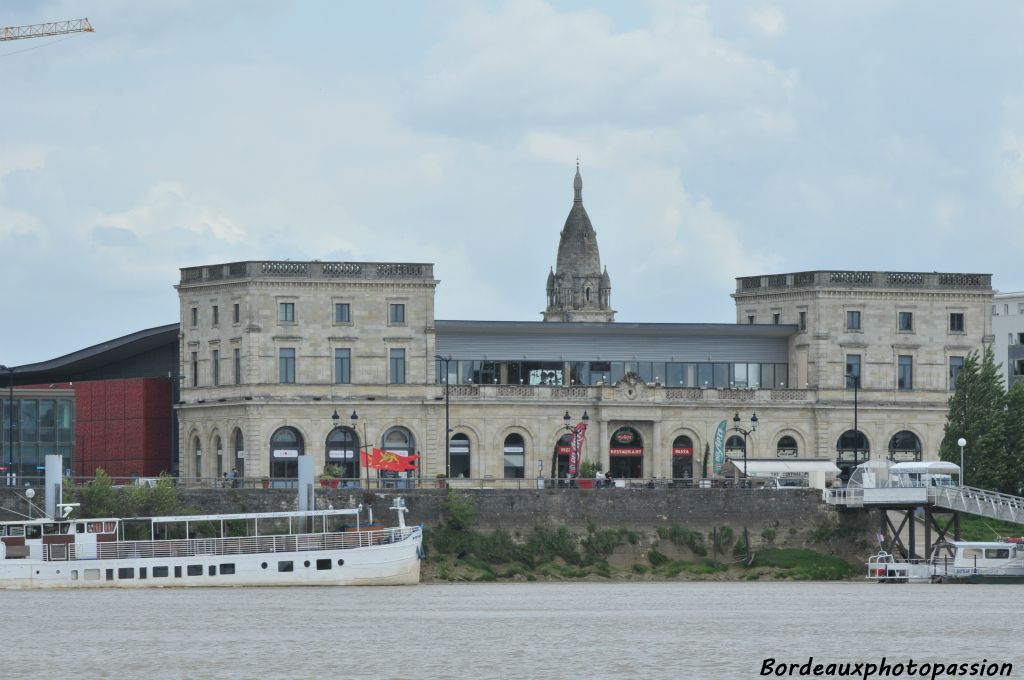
0,365 -> 14,486
732,411 -> 758,488
957,437 -> 967,487
845,371 -> 861,462
434,354 -> 452,479
349,410 -> 368,489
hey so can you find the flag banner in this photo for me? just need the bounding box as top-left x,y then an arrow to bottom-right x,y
712,420 -> 727,474
568,421 -> 588,476
360,448 -> 419,472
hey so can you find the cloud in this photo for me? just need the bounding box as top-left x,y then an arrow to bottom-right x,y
747,6 -> 786,38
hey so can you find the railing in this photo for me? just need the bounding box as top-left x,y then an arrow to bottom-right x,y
735,270 -> 992,293
930,485 -> 1024,523
179,261 -> 434,285
48,527 -> 419,562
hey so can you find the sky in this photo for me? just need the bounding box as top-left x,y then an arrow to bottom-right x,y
2,1 -> 1023,367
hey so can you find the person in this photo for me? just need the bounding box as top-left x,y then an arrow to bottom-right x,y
227,468 -> 237,488
221,471 -> 229,488
595,469 -> 604,488
605,471 -> 614,488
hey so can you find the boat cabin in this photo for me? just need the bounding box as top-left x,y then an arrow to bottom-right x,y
889,461 -> 960,488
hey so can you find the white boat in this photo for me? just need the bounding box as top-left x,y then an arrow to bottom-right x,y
0,499 -> 422,589
866,538 -> 1024,584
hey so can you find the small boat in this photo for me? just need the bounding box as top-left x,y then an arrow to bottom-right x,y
866,538 -> 1024,584
0,498 -> 422,589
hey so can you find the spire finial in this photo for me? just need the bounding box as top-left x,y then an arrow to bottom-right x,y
573,160 -> 583,205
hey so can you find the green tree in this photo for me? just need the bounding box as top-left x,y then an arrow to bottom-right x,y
1005,381 -> 1024,495
940,347 -> 1011,493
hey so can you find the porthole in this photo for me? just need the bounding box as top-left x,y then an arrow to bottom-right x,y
304,560 -> 311,568
261,562 -> 268,569
337,559 -> 344,566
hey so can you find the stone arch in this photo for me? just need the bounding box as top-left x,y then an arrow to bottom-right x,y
888,430 -> 923,462
269,425 -> 305,485
230,426 -> 245,480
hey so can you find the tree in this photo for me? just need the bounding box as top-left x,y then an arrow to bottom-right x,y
940,347 -> 1012,493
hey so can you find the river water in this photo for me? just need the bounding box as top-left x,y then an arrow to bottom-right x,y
2,581 -> 1020,679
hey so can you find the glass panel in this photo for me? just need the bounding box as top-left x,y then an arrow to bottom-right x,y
666,363 -> 685,386
21,400 -> 37,441
713,364 -> 729,388
697,363 -> 713,388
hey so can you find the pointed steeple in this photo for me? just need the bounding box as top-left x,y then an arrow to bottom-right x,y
542,164 -> 615,323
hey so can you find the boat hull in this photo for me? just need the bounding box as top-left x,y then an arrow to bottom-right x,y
0,529 -> 421,589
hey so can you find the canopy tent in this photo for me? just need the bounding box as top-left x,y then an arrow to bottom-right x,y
722,458 -> 841,490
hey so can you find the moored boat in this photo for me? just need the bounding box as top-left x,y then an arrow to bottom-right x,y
0,498 -> 422,589
866,537 -> 1024,584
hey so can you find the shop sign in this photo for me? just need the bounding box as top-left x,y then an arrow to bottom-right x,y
672,447 -> 693,457
610,447 -> 643,457
273,449 -> 299,458
556,445 -> 572,454
614,430 -> 635,444
328,449 -> 354,459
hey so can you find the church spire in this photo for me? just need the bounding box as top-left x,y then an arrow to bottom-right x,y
542,164 -> 615,323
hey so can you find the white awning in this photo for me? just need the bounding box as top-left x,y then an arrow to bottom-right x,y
889,461 -> 960,475
723,457 -> 841,476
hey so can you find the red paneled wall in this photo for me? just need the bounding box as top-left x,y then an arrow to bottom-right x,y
75,378 -> 172,478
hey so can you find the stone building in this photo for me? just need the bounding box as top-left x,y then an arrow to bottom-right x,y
992,291 -> 1024,389
174,170 -> 994,485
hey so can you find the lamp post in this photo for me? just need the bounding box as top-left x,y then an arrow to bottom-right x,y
957,437 -> 967,487
844,371 -> 861,462
349,410 -> 369,489
0,365 -> 14,486
434,354 -> 452,479
731,411 -> 758,488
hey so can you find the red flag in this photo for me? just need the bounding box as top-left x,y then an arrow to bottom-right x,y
568,422 -> 588,476
360,448 -> 419,472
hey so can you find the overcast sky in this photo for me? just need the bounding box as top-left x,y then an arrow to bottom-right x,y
2,1 -> 1023,367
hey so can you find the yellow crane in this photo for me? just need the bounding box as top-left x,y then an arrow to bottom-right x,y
0,18 -> 94,42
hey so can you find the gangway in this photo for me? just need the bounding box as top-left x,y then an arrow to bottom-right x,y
931,486 -> 1024,524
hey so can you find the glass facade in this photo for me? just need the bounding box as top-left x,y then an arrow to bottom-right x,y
434,358 -> 789,388
1,394 -> 75,481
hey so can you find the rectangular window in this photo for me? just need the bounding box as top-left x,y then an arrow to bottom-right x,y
846,355 -> 861,387
898,355 -> 913,390
278,560 -> 294,572
950,356 -> 964,389
84,569 -> 100,581
279,348 -> 296,384
220,563 -> 236,575
190,307 -> 198,327
772,313 -> 780,325
174,566 -> 182,578
191,352 -> 199,387
279,302 -> 295,323
316,558 -> 332,571
212,349 -> 220,387
118,567 -> 134,579
212,305 -> 219,326
335,349 -> 351,384
233,348 -> 241,385
139,567 -> 147,580
389,303 -> 406,324
187,565 -> 203,576
798,311 -> 807,331
846,310 -> 861,331
747,315 -> 755,324
390,348 -> 406,384
153,566 -> 169,578
949,312 -> 965,333
106,569 -> 114,581
208,565 -> 216,576
898,311 -> 913,332
335,303 -> 350,323
233,303 -> 240,324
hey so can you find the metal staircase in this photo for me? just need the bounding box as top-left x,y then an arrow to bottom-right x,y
930,486 -> 1024,524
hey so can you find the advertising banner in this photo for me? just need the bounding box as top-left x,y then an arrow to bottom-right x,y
712,421 -> 727,474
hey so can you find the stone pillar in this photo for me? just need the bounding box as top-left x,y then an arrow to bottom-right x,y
652,419 -> 663,479
598,417 -> 609,472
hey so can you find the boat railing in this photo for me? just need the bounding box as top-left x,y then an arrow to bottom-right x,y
47,526 -> 419,562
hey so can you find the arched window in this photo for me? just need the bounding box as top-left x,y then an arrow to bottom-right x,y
192,436 -> 202,478
448,432 -> 469,478
725,434 -> 746,456
326,427 -> 360,480
553,433 -> 572,479
232,428 -> 245,481
672,435 -> 693,481
213,434 -> 223,480
270,426 -> 304,486
888,431 -> 922,462
503,433 -> 525,479
836,430 -> 870,482
777,436 -> 798,458
377,427 -> 416,485
609,427 -> 643,479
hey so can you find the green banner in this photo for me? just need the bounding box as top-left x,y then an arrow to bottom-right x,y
712,420 -> 727,474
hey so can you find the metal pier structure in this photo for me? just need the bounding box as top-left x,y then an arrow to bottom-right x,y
823,484 -> 1024,560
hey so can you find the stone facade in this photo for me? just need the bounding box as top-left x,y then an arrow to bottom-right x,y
992,291 -> 1024,389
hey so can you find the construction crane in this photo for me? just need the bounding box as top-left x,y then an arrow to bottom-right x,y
0,18 -> 94,42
